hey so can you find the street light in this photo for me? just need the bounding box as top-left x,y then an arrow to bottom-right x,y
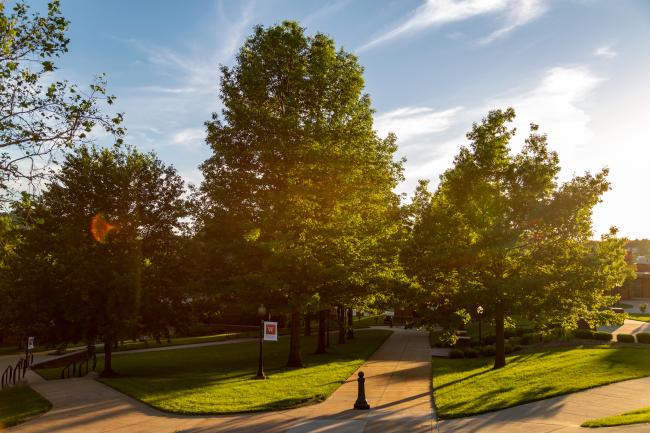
476,305 -> 484,346
256,304 -> 267,379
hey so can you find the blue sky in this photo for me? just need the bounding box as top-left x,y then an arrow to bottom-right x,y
28,0 -> 650,238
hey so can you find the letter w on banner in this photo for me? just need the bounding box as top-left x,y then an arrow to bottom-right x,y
263,321 -> 278,341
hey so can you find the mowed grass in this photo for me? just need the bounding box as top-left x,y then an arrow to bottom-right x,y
0,386 -> 51,428
628,313 -> 650,323
432,345 -> 650,419
37,330 -> 391,414
582,407 -> 650,428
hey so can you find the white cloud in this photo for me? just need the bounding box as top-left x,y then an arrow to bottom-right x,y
594,44 -> 617,59
170,128 -> 205,148
490,66 -> 604,166
375,106 -> 462,142
359,0 -> 548,51
480,0 -> 548,44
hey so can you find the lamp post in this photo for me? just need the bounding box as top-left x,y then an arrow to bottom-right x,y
476,305 -> 484,346
256,304 -> 267,379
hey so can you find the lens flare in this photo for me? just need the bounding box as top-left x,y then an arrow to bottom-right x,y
90,213 -> 117,243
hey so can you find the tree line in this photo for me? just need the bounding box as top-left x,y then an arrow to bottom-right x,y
0,3 -> 633,375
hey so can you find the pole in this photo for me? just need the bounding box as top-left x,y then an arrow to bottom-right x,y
256,319 -> 265,379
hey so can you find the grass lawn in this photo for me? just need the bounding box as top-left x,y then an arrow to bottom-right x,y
616,303 -> 634,309
628,313 -> 650,322
37,329 -> 391,414
0,386 -> 51,429
432,345 -> 650,419
582,407 -> 650,428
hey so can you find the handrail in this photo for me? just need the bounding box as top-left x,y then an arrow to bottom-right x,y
1,355 -> 33,389
60,349 -> 96,379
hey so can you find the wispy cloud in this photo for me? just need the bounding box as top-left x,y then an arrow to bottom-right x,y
375,106 -> 462,142
170,128 -> 206,149
479,0 -> 548,44
490,66 -> 604,164
594,44 -> 617,59
358,0 -> 548,52
395,65 -> 604,197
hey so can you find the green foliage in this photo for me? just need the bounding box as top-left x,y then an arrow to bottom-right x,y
0,1 -> 124,200
574,329 -> 595,339
479,345 -> 496,356
432,345 -> 650,419
0,386 -> 51,428
448,348 -> 464,359
403,108 -> 633,368
593,331 -> 613,341
636,333 -> 650,343
463,347 -> 479,358
616,333 -> 635,343
197,21 -> 405,365
4,145 -> 186,374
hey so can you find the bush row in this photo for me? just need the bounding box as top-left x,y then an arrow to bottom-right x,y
448,344 -> 523,359
573,329 -> 614,341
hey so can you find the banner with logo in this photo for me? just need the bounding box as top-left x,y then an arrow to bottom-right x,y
263,321 -> 278,341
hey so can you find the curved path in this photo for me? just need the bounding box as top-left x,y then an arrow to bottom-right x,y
7,328 -> 434,433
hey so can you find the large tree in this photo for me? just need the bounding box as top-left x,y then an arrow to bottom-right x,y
198,21 -> 403,367
0,1 -> 123,202
404,108 -> 632,369
7,144 -> 185,376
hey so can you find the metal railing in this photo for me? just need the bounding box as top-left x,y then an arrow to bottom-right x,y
1,354 -> 34,389
60,350 -> 96,379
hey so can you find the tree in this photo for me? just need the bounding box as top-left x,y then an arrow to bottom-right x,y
404,108 -> 632,369
198,21 -> 403,367
0,1 -> 123,202
8,144 -> 185,376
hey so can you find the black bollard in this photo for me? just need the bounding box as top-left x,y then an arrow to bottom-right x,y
354,371 -> 370,410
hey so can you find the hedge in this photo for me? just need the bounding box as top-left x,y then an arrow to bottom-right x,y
616,333 -> 635,343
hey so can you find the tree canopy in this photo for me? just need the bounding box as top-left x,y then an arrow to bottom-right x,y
0,1 -> 123,202
404,108 -> 632,368
198,21 -> 404,366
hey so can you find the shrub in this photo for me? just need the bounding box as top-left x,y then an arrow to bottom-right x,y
636,333 -> 650,343
574,329 -> 594,339
482,335 -> 497,345
511,344 -> 523,352
542,329 -> 562,343
504,329 -> 518,338
617,333 -> 635,343
508,336 -> 522,346
521,332 -> 542,345
431,329 -> 457,347
463,348 -> 479,358
594,331 -> 613,341
640,304 -> 648,313
449,349 -> 464,358
479,345 -> 496,356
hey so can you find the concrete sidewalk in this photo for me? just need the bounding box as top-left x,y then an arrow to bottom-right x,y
7,328 -> 434,433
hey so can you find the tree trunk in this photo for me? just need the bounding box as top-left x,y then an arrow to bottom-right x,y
337,305 -> 346,344
493,306 -> 506,369
346,308 -> 354,339
287,307 -> 303,368
304,313 -> 311,336
101,335 -> 116,377
326,312 -> 330,348
315,309 -> 328,354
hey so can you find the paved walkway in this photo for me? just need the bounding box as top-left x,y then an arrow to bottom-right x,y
7,328 -> 434,433
599,319 -> 650,337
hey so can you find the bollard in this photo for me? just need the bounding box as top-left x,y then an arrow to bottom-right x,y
353,371 -> 370,410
